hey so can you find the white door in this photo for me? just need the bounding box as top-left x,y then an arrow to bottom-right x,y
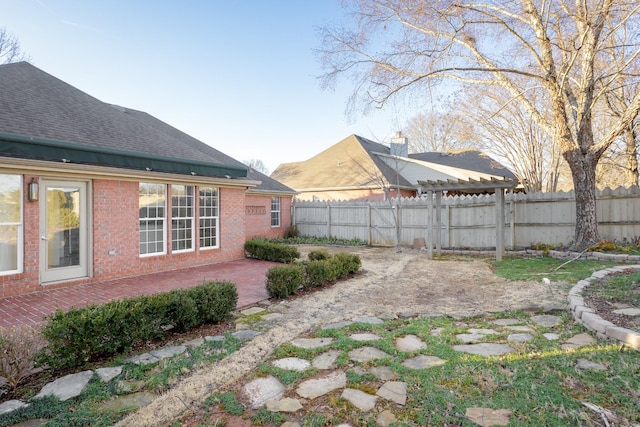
40,180 -> 89,283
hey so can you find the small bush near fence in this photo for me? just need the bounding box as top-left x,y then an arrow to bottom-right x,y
0,325 -> 45,390
36,281 -> 237,371
265,252 -> 361,299
245,239 -> 300,263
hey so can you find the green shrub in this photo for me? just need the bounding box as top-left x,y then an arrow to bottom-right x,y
333,252 -> 362,276
308,249 -> 330,261
283,224 -> 299,239
244,239 -> 300,263
266,264 -> 305,298
37,281 -> 237,371
305,259 -> 341,288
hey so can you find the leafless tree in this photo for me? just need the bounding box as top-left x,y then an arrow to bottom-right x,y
243,159 -> 270,176
318,0 -> 640,249
404,105 -> 475,153
0,27 -> 29,64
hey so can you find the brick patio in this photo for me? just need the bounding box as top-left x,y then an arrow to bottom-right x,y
0,258 -> 278,328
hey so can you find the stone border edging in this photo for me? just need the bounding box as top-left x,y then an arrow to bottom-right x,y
567,266 -> 640,351
438,248 -> 640,263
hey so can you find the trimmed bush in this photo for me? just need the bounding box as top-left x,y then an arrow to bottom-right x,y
37,281 -> 237,371
308,249 -> 331,261
244,239 -> 300,263
305,259 -> 341,288
333,252 -> 362,276
266,264 -> 305,298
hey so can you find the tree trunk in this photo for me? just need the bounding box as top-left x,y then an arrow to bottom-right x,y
564,149 -> 600,249
624,126 -> 639,187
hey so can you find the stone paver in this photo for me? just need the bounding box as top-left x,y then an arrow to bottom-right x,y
312,350 -> 340,369
99,392 -> 156,411
376,410 -> 397,426
341,388 -> 377,411
453,343 -> 514,356
562,332 -> 596,350
272,357 -> 311,372
126,353 -> 160,365
531,314 -> 562,328
0,400 -> 29,415
240,306 -> 266,316
575,358 -> 607,371
95,366 -> 123,383
466,407 -> 512,426
402,355 -> 446,369
243,376 -> 286,409
612,307 -> 640,316
322,321 -> 353,330
150,345 -> 186,359
370,366 -> 397,381
35,370 -> 94,401
376,381 -> 407,405
291,337 -> 334,349
395,334 -> 427,351
348,346 -> 391,362
233,330 -> 260,341
296,370 -> 347,399
350,333 -> 382,341
492,318 -> 521,326
266,397 -> 303,413
507,333 -> 533,343
352,316 -> 384,325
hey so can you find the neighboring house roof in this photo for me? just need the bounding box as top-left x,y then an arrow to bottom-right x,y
409,150 -> 517,180
0,61 -> 293,195
271,134 -> 517,195
271,134 -> 414,192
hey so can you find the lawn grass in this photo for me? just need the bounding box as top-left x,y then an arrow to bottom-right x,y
492,256 -> 617,283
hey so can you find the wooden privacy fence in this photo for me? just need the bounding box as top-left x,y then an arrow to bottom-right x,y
292,186 -> 640,249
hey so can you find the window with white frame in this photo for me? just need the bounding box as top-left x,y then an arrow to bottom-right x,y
139,183 -> 166,256
271,196 -> 280,227
0,174 -> 22,274
199,186 -> 219,249
171,184 -> 194,252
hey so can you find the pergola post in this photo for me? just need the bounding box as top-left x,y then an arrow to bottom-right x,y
495,188 -> 505,261
427,190 -> 433,260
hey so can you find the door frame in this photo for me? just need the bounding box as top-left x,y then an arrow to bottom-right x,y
39,179 -> 92,284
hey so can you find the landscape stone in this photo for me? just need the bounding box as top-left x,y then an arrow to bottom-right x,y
322,321 -> 353,330
453,343 -> 514,356
350,333 -> 382,341
266,397 -> 303,413
312,350 -> 341,369
370,366 -> 397,381
376,381 -> 407,405
352,316 -> 384,325
348,346 -> 390,362
612,307 -> 640,316
296,370 -> 347,399
243,376 -> 286,409
491,318 -> 521,326
291,337 -> 334,349
6,419 -> 47,427
395,335 -> 427,351
241,306 -> 266,316
183,337 -> 205,348
431,327 -> 445,336
35,370 -> 94,401
543,333 -> 560,340
0,399 -> 28,415
273,357 -> 311,372
468,328 -> 497,335
576,358 -> 607,371
531,314 -> 562,328
507,333 -> 533,342
402,355 -> 446,369
376,410 -> 397,426
126,352 -> 160,365
95,366 -> 123,382
562,333 -> 596,349
233,330 -> 260,340
205,335 -> 225,342
281,423 -> 301,427
261,313 -> 284,321
341,388 -> 377,411
99,392 -> 156,411
466,407 -> 512,426
504,326 -> 535,333
456,333 -> 486,344
150,345 -> 186,360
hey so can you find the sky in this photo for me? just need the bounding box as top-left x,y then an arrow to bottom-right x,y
1,0 -> 417,174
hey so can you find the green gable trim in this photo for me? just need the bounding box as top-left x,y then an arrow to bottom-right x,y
0,132 -> 247,179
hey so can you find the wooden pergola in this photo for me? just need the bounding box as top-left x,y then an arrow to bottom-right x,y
417,177 -> 520,261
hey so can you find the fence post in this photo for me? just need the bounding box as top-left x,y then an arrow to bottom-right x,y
367,203 -> 372,245
326,202 -> 331,238
435,191 -> 442,256
427,190 -> 433,259
495,188 -> 505,261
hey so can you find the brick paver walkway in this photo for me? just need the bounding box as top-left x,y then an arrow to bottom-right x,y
0,258 -> 278,328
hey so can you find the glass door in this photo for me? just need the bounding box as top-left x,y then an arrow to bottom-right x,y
40,180 -> 88,283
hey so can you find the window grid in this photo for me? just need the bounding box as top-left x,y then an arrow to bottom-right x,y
271,197 -> 280,227
171,185 -> 194,252
139,183 -> 166,256
199,187 -> 219,249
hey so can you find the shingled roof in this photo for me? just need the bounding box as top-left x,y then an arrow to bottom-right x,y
409,150 -> 517,180
0,61 -> 294,194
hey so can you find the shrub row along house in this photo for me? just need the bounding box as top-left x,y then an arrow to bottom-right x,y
271,133 -> 517,201
0,62 -> 295,298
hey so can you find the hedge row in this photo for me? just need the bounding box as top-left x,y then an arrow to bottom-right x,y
266,250 -> 361,299
37,281 -> 237,371
244,239 -> 300,263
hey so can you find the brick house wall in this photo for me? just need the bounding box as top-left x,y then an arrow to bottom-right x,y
244,194 -> 292,240
0,175 -> 251,298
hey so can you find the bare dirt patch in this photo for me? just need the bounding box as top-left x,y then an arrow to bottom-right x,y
118,246 -> 569,426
